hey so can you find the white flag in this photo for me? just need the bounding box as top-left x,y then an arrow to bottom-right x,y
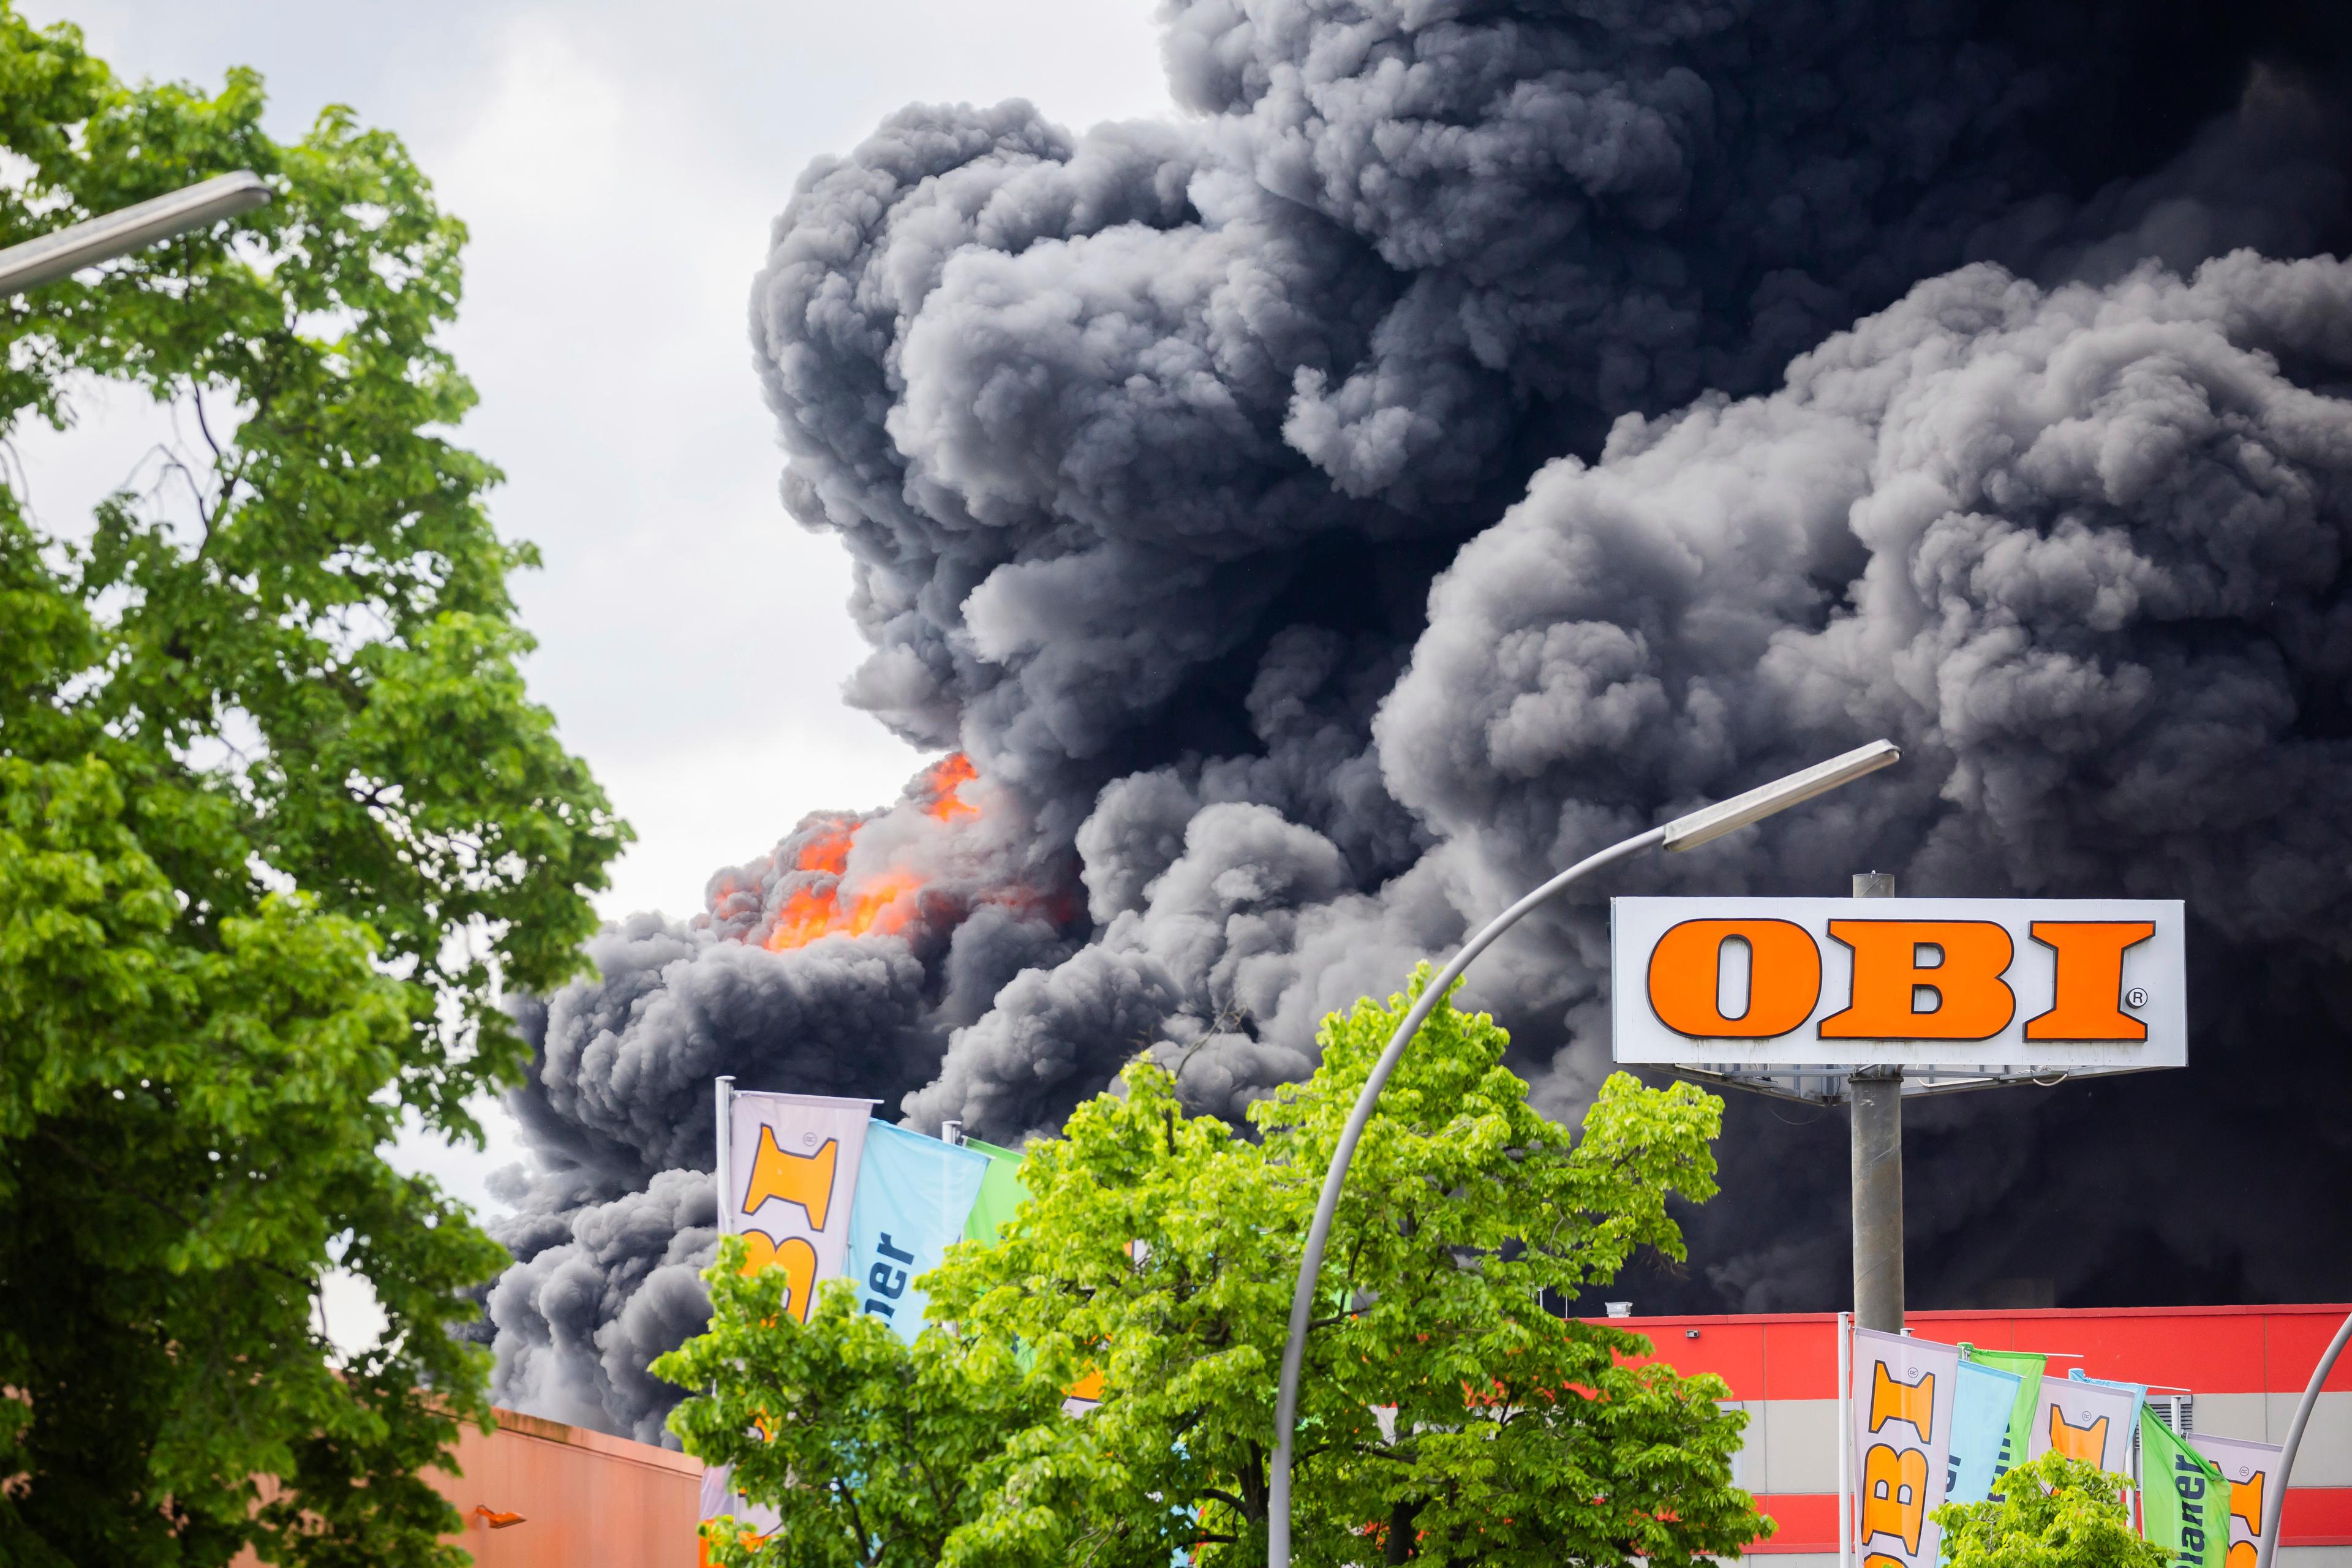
2190,1434 -> 2284,1568
1852,1327 -> 1961,1568
2022,1373 -> 2135,1474
724,1090 -> 873,1323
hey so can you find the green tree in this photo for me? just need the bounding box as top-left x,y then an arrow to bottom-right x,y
1933,1452 -> 2169,1568
0,10 -> 627,1564
660,971 -> 1764,1567
664,1262 -> 1065,1568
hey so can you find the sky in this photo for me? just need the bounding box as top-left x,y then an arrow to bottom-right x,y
12,0 -> 1175,1331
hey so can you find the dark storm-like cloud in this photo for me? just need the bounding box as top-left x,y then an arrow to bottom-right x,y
480,0 -> 2352,1438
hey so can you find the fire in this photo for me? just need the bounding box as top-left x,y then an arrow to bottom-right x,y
761,754 -> 978,952
919,752 -> 979,821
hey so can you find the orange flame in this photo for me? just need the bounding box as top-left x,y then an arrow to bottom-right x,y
919,752 -> 979,821
761,755 -> 978,952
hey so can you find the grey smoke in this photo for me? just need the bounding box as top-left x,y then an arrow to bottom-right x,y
484,1169 -> 719,1444
484,0 -> 2352,1439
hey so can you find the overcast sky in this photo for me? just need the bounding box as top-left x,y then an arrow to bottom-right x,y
14,1 -> 1175,1234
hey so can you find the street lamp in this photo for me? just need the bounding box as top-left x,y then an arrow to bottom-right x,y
2257,1307 -> 2352,1568
1265,737 -> 1903,1568
0,171 -> 271,298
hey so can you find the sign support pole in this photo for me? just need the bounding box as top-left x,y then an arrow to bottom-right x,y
1849,872 -> 1905,1333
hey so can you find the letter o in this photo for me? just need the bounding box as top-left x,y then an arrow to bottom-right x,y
1647,919 -> 1823,1038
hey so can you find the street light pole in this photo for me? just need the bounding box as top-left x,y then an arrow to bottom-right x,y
0,170 -> 271,298
1265,738 -> 1903,1568
2256,1308 -> 2352,1568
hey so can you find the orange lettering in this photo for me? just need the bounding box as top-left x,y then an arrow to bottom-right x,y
739,1232 -> 821,1322
742,1128 -> 840,1229
1869,1361 -> 1937,1438
701,1531 -> 769,1568
1647,919 -> 1822,1038
1862,1442 -> 1931,1554
2046,1408 -> 2108,1464
1865,1557 -> 1908,1568
2228,1473 -> 2265,1536
1821,921 -> 2015,1039
2227,1545 -> 2257,1568
2025,922 -> 2154,1041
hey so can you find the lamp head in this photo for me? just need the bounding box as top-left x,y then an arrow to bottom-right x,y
1661,739 -> 1901,852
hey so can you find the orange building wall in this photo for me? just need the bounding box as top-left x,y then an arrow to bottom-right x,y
232,1407 -> 703,1568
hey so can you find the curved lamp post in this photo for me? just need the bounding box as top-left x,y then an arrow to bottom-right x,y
0,171 -> 271,298
2256,1308 -> 2352,1568
1265,737 -> 1904,1567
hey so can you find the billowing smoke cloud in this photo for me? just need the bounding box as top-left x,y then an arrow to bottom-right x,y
486,0 -> 2352,1438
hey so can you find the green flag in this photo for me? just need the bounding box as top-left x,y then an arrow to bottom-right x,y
1961,1344 -> 2046,1490
2141,1407 -> 2227,1568
961,1137 -> 1028,1244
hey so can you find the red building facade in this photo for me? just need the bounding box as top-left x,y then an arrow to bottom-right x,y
1604,1303 -> 2352,1566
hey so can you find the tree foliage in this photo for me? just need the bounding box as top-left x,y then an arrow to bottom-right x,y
1932,1453 -> 2171,1568
660,971 -> 1763,1567
0,9 -> 626,1563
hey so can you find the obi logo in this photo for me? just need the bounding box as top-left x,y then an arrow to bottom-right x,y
2046,1407 -> 2109,1464
1868,1361 -> 1936,1438
1860,1359 -> 1938,1559
743,1128 -> 840,1227
2227,1471 -> 2266,1536
1647,918 -> 2154,1042
1861,1444 -> 1931,1554
737,1128 -> 844,1323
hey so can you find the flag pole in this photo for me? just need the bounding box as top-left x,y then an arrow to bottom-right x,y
1839,1310 -> 1853,1568
714,1076 -> 736,1236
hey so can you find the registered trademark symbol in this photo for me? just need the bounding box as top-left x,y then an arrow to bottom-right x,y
802,1131 -> 819,1148
2125,987 -> 2149,1009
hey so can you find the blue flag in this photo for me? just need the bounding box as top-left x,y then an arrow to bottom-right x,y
1945,1357 -> 2025,1509
844,1121 -> 989,1342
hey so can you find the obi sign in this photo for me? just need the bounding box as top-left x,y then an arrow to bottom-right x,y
1611,897 -> 2184,1070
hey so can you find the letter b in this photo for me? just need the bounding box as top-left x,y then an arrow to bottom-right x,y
1862,1443 -> 1930,1554
1822,921 -> 2014,1039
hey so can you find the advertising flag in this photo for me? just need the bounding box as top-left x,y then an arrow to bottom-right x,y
845,1121 -> 989,1343
2067,1368 -> 2147,1445
725,1091 -> 873,1322
1960,1346 -> 2046,1491
2024,1370 -> 2135,1474
2142,1410 -> 2227,1568
1945,1357 -> 2025,1508
2189,1434 -> 2285,1568
1852,1327 -> 1961,1568
697,1464 -> 780,1546
962,1136 -> 1029,1243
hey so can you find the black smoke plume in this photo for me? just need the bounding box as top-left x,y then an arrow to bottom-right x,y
484,0 -> 2352,1438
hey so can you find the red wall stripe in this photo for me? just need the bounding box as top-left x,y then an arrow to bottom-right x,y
1747,1493 -> 1839,1553
1738,1490 -> 2352,1553
1599,1305 -> 2352,1400
2282,1487 -> 2352,1546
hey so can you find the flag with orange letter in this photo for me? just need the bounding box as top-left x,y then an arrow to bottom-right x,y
2189,1434 -> 2284,1568
724,1091 -> 874,1322
2022,1372 -> 2134,1474
1851,1327 -> 1960,1568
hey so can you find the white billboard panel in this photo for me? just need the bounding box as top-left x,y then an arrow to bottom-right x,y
1610,897 -> 2184,1070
